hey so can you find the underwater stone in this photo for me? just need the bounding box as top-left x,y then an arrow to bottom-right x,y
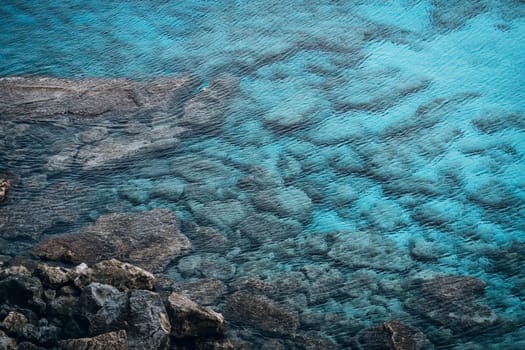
432,0 -> 487,31
354,320 -> 434,350
179,74 -> 239,129
186,226 -> 229,254
77,127 -> 108,144
253,186 -> 313,224
224,292 -> 299,336
32,209 -> 191,273
175,278 -> 226,306
239,213 -> 303,245
190,199 -> 248,230
0,75 -> 199,118
406,275 -> 498,333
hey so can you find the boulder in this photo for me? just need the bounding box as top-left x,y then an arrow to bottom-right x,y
80,283 -> 128,335
0,275 -> 46,314
127,290 -> 171,350
91,259 -> 155,291
32,209 -> 191,273
224,292 -> 299,336
1,311 -> 29,339
166,293 -> 224,338
354,321 -> 434,350
59,330 -> 128,350
33,264 -> 70,289
0,75 -> 199,118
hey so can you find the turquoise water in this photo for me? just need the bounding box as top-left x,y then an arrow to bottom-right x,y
1,0 -> 525,348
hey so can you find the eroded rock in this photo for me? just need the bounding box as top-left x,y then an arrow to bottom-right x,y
32,209 -> 191,273
59,330 -> 128,350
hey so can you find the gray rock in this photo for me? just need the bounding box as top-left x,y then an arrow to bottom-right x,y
175,279 -> 226,306
0,75 -> 199,118
77,127 -> 108,144
179,74 -> 239,129
0,275 -> 46,314
32,209 -> 191,273
166,292 -> 224,338
128,290 -> 171,350
406,275 -> 498,333
0,330 -> 16,349
59,330 -> 128,350
224,292 -> 299,336
190,199 -> 247,229
81,283 -> 128,335
189,226 -> 229,254
354,320 -> 434,350
239,213 -> 303,245
253,186 -> 312,224
91,259 -> 155,291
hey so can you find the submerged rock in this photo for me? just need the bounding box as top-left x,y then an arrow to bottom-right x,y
0,75 -> 199,118
354,320 -> 434,350
224,292 -> 299,336
253,186 -> 313,224
406,275 -> 498,333
32,209 -> 191,273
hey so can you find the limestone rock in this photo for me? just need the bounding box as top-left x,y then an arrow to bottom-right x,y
32,209 -> 191,273
59,330 -> 128,350
224,292 -> 299,336
166,293 -> 224,338
0,75 -> 199,118
34,264 -> 70,289
91,259 -> 155,291
1,311 -> 29,338
354,320 -> 434,350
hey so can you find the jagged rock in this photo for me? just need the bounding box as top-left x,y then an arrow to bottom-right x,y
0,266 -> 31,279
1,312 -> 29,338
91,259 -> 155,291
32,209 -> 191,273
354,320 -> 433,350
0,178 -> 9,203
224,292 -> 299,336
406,275 -> 498,333
0,275 -> 46,314
59,330 -> 128,350
0,75 -> 199,118
0,330 -> 16,349
33,264 -> 70,289
80,283 -> 128,335
166,293 -> 224,338
128,290 -> 171,350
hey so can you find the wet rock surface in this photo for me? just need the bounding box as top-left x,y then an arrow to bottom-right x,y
354,320 -> 434,350
0,259 -> 228,350
0,75 -> 199,118
31,209 -> 191,273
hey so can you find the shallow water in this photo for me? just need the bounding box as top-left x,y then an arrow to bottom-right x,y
1,0 -> 525,348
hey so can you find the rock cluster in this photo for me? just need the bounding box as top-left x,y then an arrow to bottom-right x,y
0,258 -> 230,350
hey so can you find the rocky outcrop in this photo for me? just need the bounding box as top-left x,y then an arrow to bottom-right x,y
31,209 -> 191,273
405,275 -> 498,333
0,259 -> 229,350
354,320 -> 434,350
0,75 -> 199,118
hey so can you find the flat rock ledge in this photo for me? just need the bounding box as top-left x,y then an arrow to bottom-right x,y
0,258 -> 231,350
31,209 -> 191,273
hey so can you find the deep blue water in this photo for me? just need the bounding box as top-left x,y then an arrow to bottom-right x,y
1,0 -> 525,348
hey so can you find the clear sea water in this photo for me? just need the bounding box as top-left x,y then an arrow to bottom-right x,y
1,1 -> 525,349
